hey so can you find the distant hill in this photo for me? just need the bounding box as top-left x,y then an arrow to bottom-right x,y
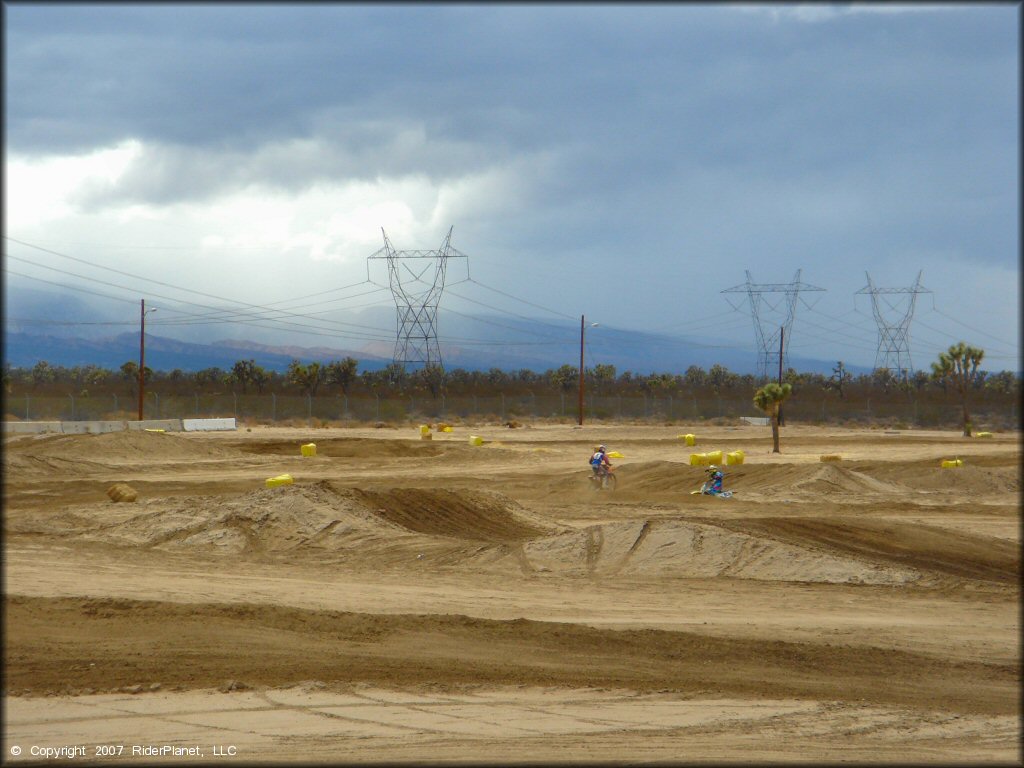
2,328 -> 864,377
4,281 -> 869,375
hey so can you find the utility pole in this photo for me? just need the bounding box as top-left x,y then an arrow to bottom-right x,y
578,315 -> 585,426
138,300 -> 146,421
138,300 -> 156,421
778,326 -> 785,427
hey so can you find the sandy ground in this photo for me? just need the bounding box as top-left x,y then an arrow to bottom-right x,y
2,422 -> 1020,764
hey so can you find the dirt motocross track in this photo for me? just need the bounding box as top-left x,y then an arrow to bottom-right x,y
3,423 -> 1020,763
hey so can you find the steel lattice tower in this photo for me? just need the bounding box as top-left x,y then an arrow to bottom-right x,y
367,227 -> 467,372
722,270 -> 825,379
855,271 -> 930,378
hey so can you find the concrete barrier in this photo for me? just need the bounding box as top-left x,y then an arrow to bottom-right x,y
182,418 -> 236,432
2,421 -> 63,434
3,418 -> 232,435
62,420 -> 131,434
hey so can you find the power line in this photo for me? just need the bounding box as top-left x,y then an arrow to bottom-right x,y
4,252 -> 397,341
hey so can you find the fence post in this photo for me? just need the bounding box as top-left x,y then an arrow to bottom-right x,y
307,394 -> 312,424
233,392 -> 238,418
693,396 -> 698,418
441,394 -> 445,417
375,393 -> 380,421
69,394 -> 75,420
272,392 -> 277,422
25,394 -> 29,420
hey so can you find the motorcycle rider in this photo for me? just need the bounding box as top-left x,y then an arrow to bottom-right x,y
590,444 -> 612,478
704,465 -> 724,495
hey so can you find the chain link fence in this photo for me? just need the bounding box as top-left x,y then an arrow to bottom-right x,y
5,392 -> 1016,430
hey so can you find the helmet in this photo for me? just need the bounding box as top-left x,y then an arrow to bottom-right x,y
598,445 -> 606,451
707,464 -> 718,471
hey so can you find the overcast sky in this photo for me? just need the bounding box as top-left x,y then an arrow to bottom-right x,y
4,3 -> 1020,372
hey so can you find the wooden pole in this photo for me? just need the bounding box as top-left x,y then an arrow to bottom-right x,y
578,314 -> 585,426
778,325 -> 785,427
138,299 -> 145,421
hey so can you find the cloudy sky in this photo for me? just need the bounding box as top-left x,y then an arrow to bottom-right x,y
4,3 -> 1020,372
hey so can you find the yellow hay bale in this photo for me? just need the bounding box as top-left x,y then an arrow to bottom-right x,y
265,473 -> 294,488
819,454 -> 842,462
940,459 -> 963,469
726,450 -> 745,465
300,443 -> 316,456
690,452 -> 708,466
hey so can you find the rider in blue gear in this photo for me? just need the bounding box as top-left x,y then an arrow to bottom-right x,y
590,444 -> 612,477
704,465 -> 724,495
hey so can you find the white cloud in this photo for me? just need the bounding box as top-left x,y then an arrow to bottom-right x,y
5,140 -> 142,227
734,3 -> 960,25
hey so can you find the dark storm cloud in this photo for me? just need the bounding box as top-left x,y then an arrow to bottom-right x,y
6,4 -> 1018,272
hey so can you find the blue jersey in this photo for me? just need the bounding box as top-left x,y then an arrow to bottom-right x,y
707,471 -> 723,492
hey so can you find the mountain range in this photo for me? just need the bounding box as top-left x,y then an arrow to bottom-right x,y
4,282 -> 867,376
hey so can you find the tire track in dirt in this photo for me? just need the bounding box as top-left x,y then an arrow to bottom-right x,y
5,595 -> 1018,716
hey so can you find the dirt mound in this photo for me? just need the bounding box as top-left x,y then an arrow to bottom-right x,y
3,430 -> 241,463
353,487 -> 558,541
790,464 -> 901,495
467,518 -> 924,585
614,461 -> 700,494
858,461 -> 1020,495
710,517 -> 1020,584
33,482 -> 561,558
226,437 -> 449,459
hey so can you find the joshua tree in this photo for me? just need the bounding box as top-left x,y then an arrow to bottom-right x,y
828,361 -> 852,399
931,341 -> 985,436
753,382 -> 793,453
287,360 -> 325,397
325,357 -> 360,396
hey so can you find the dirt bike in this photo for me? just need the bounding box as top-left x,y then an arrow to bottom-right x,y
589,465 -> 617,491
690,479 -> 733,498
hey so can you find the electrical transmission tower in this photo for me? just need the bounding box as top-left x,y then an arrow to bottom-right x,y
367,227 -> 467,372
856,270 -> 930,379
722,270 -> 825,380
